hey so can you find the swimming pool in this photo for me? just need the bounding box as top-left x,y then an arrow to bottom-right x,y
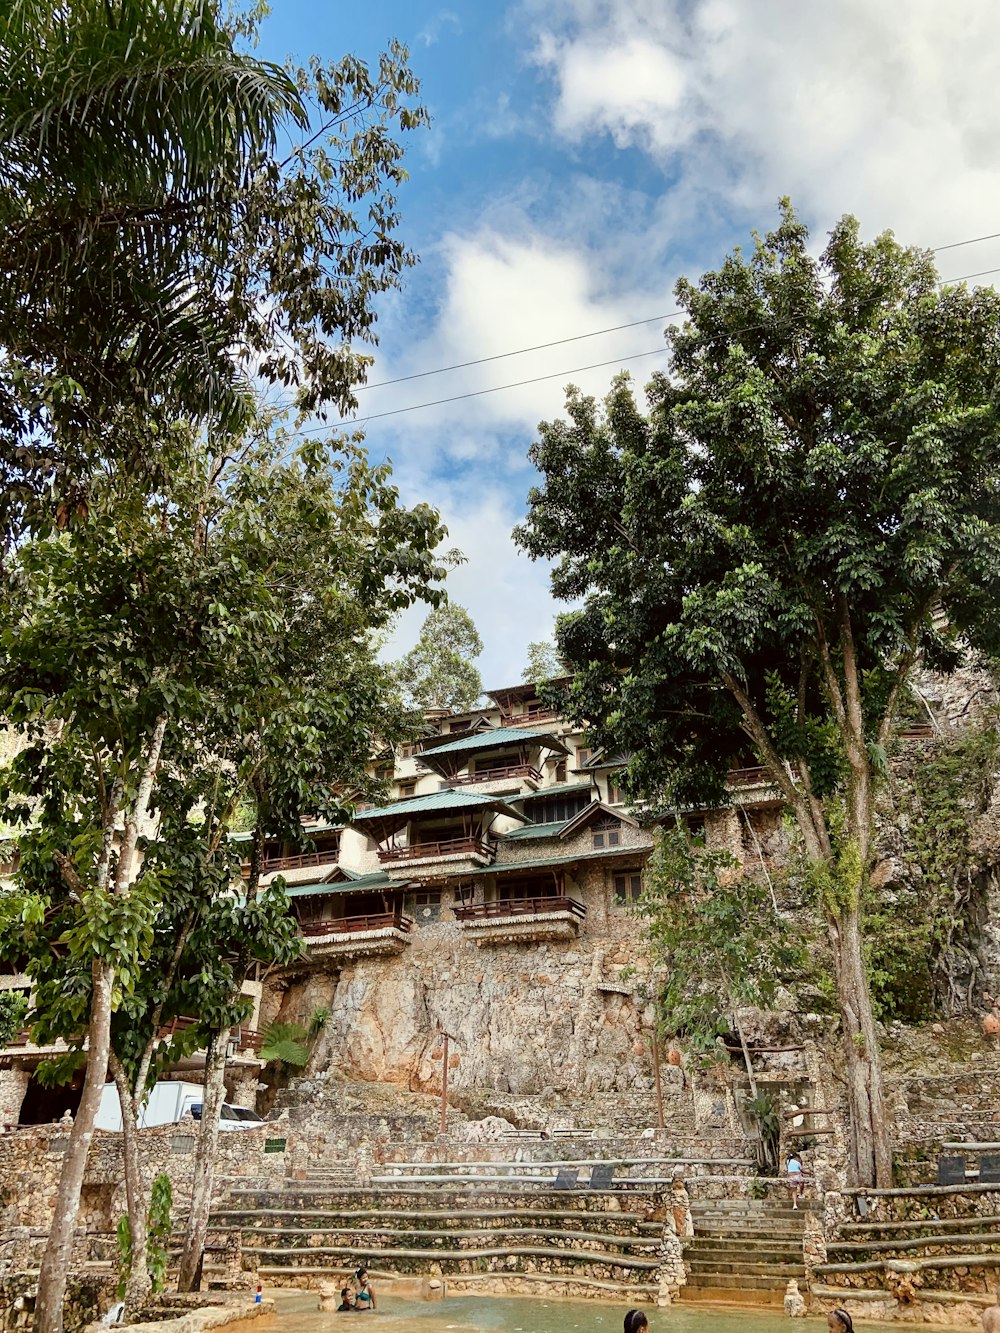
268,1286 -> 828,1333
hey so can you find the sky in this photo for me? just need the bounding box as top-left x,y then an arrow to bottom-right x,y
256,0 -> 1000,690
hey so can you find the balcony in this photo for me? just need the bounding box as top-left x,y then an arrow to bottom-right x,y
500,706 -> 560,726
455,895 -> 586,945
240,848 -> 338,878
377,836 -> 496,867
447,763 -> 542,789
298,910 -> 413,961
725,765 -> 770,787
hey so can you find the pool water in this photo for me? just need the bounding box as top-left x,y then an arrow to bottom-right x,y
268,1287 -> 829,1333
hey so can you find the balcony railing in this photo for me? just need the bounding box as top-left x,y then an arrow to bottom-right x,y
448,763 -> 541,787
378,837 -> 494,864
501,707 -> 560,725
455,895 -> 586,922
725,765 -> 771,787
300,911 -> 413,938
241,847 -> 339,878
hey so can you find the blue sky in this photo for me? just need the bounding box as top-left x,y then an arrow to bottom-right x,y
256,0 -> 1000,688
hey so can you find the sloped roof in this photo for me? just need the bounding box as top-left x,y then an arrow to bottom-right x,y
518,782 -> 592,802
285,870 -> 406,898
501,821 -> 570,842
351,790 -> 526,822
416,726 -> 568,759
467,845 -> 650,877
558,801 -> 639,839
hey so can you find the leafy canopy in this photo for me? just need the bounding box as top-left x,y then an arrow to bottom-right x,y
395,602 -> 485,713
516,204 -> 1000,816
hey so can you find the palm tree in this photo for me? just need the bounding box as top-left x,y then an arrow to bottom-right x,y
0,0 -> 305,429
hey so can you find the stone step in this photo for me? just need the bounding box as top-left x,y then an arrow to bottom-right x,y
684,1271 -> 802,1290
688,1237 -> 805,1258
222,1225 -> 659,1253
211,1206 -> 655,1230
692,1226 -> 806,1241
680,1282 -> 785,1305
238,1242 -> 661,1271
686,1259 -> 806,1278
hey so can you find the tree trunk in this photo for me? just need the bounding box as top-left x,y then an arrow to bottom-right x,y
110,1056 -> 151,1317
829,904 -> 893,1188
34,961 -> 115,1333
176,1031 -> 228,1292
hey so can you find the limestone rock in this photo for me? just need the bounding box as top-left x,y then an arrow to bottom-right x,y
784,1278 -> 806,1317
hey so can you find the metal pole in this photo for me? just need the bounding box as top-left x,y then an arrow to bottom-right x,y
651,1031 -> 665,1130
440,1031 -> 449,1135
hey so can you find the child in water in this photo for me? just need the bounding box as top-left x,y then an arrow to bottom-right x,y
624,1312 -> 648,1332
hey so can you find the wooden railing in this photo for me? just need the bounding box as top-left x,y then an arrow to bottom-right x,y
455,895 -> 586,922
448,764 -> 541,787
378,837 -> 494,863
725,765 -> 770,787
241,847 -> 339,878
898,723 -> 935,740
501,707 -> 560,724
300,911 -> 413,938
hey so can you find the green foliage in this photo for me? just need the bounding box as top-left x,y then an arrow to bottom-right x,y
115,1173 -> 171,1300
745,1092 -> 782,1174
259,1022 -> 310,1069
867,723 -> 1000,1020
640,827 -> 802,1057
395,602 -> 484,712
516,201 -> 1000,824
521,639 -> 563,685
0,990 -> 26,1048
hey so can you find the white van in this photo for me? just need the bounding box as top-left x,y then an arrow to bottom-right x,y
94,1080 -> 264,1132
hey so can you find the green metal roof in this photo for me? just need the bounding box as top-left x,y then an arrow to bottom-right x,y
284,871 -> 404,898
501,821 -> 570,842
228,821 -> 342,844
518,782 -> 593,801
468,846 -> 650,877
350,790 -> 525,823
416,726 -> 568,759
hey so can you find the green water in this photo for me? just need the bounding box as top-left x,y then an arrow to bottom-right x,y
268,1288 -> 829,1333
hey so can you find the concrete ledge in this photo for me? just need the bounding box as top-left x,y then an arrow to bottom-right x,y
84,1297 -> 272,1333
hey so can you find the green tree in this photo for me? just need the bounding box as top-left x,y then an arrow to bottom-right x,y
395,602 -> 484,712
641,828 -> 800,1100
516,203 -> 1000,1187
521,639 -> 563,685
0,426 -> 445,1322
0,0 -> 426,550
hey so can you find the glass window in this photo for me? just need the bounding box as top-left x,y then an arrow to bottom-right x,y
613,872 -> 642,904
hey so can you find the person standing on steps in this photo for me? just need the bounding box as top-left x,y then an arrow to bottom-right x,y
623,1311 -> 648,1332
786,1150 -> 804,1209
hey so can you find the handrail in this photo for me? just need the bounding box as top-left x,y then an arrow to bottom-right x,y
241,847 -> 339,877
725,765 -> 771,786
300,911 -> 413,937
448,764 -> 541,787
455,895 -> 586,922
379,837 -> 494,863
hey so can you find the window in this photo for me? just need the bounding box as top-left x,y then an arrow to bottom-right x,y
554,759 -> 567,783
526,793 -> 589,825
498,877 -> 561,906
607,776 -> 623,805
592,828 -> 620,849
592,815 -> 622,849
613,872 -> 642,904
576,746 -> 592,768
412,889 -> 442,908
397,779 -> 417,799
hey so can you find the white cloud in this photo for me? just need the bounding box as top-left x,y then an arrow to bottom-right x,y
526,0 -> 1000,251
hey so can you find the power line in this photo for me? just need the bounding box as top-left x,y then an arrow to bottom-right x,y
351,228 -> 1000,395
355,313 -> 680,392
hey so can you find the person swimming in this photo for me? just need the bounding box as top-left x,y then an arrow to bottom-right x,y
336,1286 -> 356,1313
624,1311 -> 649,1333
828,1309 -> 854,1333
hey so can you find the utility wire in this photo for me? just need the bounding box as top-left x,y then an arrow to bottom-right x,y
353,229 -> 1000,395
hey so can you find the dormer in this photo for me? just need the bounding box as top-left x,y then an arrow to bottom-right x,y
414,727 -> 569,793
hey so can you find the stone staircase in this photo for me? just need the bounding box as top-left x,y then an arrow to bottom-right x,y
205,1171 -> 664,1297
682,1199 -> 806,1304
